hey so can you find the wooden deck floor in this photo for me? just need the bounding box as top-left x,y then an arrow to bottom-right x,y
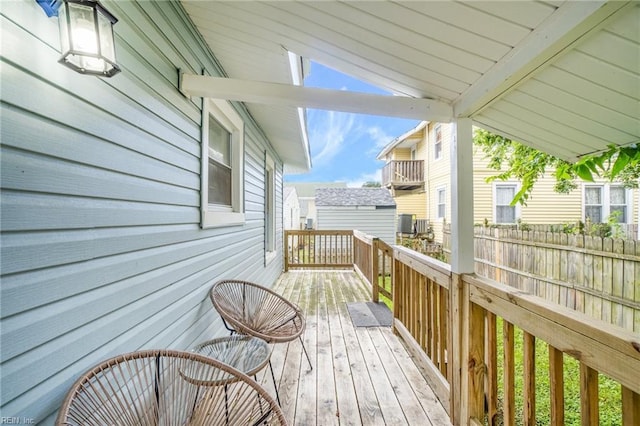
257,270 -> 451,426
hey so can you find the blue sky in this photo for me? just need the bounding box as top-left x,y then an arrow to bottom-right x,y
284,62 -> 419,186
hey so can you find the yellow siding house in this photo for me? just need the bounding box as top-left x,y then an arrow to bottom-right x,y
379,121 -> 639,243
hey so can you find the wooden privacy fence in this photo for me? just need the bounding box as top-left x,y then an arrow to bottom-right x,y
443,225 -> 640,333
286,229 -> 640,425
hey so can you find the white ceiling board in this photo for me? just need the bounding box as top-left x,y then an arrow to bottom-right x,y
181,0 -> 640,164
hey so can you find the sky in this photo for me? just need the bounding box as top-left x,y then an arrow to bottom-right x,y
283,62 -> 420,187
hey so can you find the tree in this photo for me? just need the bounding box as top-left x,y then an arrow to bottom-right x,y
362,181 -> 381,188
474,128 -> 640,205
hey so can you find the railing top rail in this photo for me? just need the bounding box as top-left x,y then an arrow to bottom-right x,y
353,229 -> 376,244
464,273 -> 640,394
285,230 -> 353,236
394,245 -> 451,275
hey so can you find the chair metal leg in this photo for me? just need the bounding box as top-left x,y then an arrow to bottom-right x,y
268,360 -> 281,406
299,336 -> 312,370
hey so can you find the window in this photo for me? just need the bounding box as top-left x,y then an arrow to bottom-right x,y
436,187 -> 446,219
495,184 -> 518,224
201,98 -> 244,228
265,155 -> 276,257
434,124 -> 442,160
584,184 -> 630,223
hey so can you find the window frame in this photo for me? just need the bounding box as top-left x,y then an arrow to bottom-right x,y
436,186 -> 446,219
201,98 -> 245,228
583,183 -> 631,223
265,154 -> 277,262
493,183 -> 520,224
434,124 -> 443,161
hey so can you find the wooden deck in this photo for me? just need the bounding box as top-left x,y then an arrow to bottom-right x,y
257,270 -> 451,426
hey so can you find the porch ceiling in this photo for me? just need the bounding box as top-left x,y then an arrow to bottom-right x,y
181,0 -> 639,164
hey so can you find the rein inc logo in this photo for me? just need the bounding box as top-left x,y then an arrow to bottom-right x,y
1,418 -> 34,424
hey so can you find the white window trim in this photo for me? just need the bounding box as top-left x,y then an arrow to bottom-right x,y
201,98 -> 245,228
434,124 -> 443,161
436,186 -> 446,220
493,182 -> 521,224
265,154 -> 277,264
582,183 -> 632,223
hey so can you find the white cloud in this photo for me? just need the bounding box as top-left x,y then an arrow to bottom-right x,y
308,110 -> 357,166
366,126 -> 394,155
346,170 -> 382,187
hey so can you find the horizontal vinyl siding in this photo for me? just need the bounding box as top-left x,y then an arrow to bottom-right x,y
317,207 -> 397,244
0,1 -> 283,422
394,192 -> 427,218
473,151 -> 585,225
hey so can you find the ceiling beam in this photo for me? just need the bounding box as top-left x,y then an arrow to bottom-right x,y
180,74 -> 453,122
453,0 -> 630,118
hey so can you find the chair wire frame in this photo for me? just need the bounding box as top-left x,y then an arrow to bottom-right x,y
209,279 -> 313,405
55,349 -> 287,426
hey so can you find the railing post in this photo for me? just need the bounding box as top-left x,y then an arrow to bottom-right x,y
372,237 -> 379,303
284,230 -> 290,272
449,273 -> 464,425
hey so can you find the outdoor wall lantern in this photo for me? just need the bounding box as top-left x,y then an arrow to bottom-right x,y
37,0 -> 120,77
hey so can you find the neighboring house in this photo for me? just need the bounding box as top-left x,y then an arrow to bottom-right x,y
285,182 -> 347,229
315,188 -> 397,244
1,1 -> 310,422
379,121 -> 639,242
283,187 -> 301,230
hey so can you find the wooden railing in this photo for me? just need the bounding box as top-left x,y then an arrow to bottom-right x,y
381,160 -> 424,187
353,230 -> 393,303
284,230 -> 353,270
284,229 -> 640,425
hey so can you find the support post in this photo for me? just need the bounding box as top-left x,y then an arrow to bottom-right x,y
449,118 -> 475,425
372,238 -> 379,303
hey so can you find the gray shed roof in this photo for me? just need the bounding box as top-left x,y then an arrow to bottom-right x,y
286,182 -> 347,198
316,188 -> 396,207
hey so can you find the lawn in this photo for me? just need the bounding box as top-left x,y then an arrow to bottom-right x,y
377,272 -> 623,425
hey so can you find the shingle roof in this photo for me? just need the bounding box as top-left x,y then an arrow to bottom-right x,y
285,182 -> 347,198
315,188 -> 396,207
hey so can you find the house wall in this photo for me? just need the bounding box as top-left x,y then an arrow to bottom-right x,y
425,123 -> 452,242
0,1 -> 284,423
284,189 -> 301,230
393,192 -> 427,219
316,206 -> 397,244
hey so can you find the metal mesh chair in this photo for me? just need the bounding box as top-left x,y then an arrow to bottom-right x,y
56,349 -> 287,426
209,279 -> 312,404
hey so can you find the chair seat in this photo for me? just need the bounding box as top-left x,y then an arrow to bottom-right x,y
210,279 -> 305,344
56,349 -> 287,425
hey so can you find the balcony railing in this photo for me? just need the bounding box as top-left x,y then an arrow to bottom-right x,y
284,229 -> 640,425
381,160 -> 424,189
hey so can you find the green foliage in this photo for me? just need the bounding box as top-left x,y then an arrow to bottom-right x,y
474,129 -> 640,206
362,181 -> 381,187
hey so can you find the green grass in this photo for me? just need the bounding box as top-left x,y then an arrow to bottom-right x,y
494,318 -> 621,425
374,277 -> 622,424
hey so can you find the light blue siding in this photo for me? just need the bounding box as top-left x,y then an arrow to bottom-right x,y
0,0 -> 284,422
316,206 -> 397,244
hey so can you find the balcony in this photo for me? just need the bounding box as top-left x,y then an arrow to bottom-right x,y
381,160 -> 424,191
282,230 -> 640,426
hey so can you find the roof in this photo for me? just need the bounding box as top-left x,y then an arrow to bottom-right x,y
285,182 -> 347,198
182,1 -> 639,163
377,121 -> 429,159
315,188 -> 396,207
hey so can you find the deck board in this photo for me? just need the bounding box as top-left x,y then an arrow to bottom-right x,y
258,270 -> 451,426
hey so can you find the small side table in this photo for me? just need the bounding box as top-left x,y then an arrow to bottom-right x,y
184,336 -> 275,423
192,335 -> 271,379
